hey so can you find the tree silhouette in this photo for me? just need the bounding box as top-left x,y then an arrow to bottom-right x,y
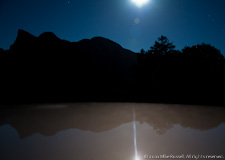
1,29 -> 225,105
140,48 -> 146,54
148,35 -> 176,56
182,43 -> 224,68
134,35 -> 225,105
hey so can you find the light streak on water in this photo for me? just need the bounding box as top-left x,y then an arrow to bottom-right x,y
133,106 -> 139,160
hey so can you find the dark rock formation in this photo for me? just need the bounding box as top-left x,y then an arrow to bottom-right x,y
0,29 -> 137,104
1,29 -> 225,105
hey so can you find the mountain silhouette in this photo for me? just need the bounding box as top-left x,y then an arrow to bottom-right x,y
1,29 -> 225,105
0,29 -> 137,104
1,103 -> 225,138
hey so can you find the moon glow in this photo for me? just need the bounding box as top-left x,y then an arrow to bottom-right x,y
131,0 -> 149,8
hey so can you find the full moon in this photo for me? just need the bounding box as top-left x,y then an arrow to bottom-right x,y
131,0 -> 149,8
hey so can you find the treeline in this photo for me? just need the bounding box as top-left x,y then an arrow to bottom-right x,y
0,30 -> 225,105
134,36 -> 225,105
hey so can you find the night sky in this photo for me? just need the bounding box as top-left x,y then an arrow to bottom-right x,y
0,0 -> 225,54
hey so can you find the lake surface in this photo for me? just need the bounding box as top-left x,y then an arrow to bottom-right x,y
0,103 -> 225,160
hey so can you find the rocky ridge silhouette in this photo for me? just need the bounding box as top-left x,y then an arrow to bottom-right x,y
0,29 -> 137,104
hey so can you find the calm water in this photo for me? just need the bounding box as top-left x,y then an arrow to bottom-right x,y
0,103 -> 225,160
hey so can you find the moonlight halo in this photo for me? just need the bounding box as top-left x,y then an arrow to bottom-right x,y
131,0 -> 149,8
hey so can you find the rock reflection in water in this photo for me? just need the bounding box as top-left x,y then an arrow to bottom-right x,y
0,103 -> 224,160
